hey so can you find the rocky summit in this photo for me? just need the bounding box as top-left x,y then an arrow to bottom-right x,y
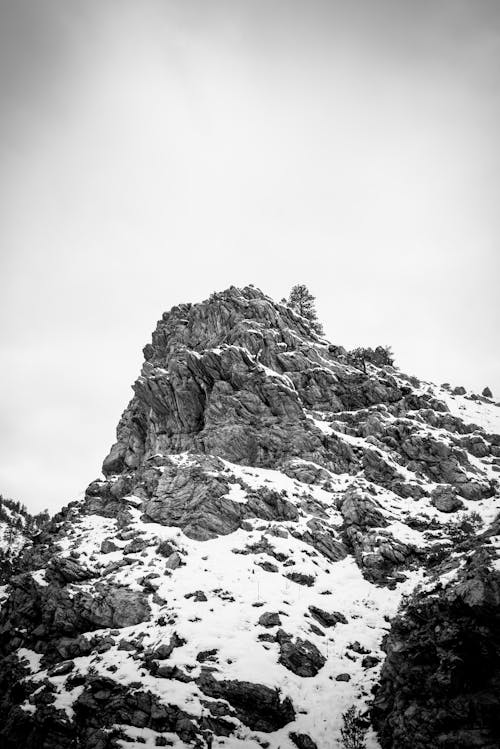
0,285 -> 499,749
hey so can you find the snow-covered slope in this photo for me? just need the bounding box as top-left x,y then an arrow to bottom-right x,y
0,286 -> 499,749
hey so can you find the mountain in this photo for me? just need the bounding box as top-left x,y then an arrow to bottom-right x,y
0,285 -> 499,749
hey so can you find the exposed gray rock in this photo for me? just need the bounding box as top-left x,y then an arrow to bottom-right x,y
165,551 -> 182,569
372,550 -> 500,748
258,612 -> 282,628
100,538 -> 119,554
197,671 -> 295,731
284,572 -> 315,587
339,489 -> 388,528
123,537 -> 150,554
289,732 -> 318,749
78,585 -> 151,629
1,284 -> 498,749
308,605 -> 347,628
431,486 -> 465,513
45,557 -> 94,584
276,629 -> 326,676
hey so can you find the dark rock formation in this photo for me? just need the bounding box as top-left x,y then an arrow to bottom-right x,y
1,285 -> 498,749
372,550 -> 500,748
308,605 -> 347,628
197,671 -> 295,731
276,629 -> 326,676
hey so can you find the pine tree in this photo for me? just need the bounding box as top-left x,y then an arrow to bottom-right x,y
286,284 -> 324,335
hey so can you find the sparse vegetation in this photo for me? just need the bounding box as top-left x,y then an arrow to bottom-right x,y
443,511 -> 483,543
347,345 -> 394,373
340,705 -> 368,749
0,495 -> 50,537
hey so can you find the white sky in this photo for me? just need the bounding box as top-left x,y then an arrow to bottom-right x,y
1,0 -> 499,513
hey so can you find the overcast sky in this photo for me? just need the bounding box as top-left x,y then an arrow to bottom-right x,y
1,0 -> 499,513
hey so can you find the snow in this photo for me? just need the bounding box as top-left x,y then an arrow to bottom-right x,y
440,390 -> 500,434
17,648 -> 43,674
28,460 -> 432,749
31,569 -> 49,587
5,359 -> 499,748
225,483 -> 248,504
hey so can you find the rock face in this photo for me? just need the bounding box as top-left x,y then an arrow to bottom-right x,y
372,550 -> 500,748
0,285 -> 499,749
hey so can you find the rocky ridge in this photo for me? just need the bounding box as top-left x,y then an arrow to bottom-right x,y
0,285 -> 499,749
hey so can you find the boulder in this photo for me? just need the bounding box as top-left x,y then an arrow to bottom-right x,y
308,606 -> 347,628
289,732 -> 318,749
258,612 -> 282,628
276,630 -> 326,677
100,539 -> 119,554
197,671 -> 295,732
431,486 -> 464,513
78,585 -> 150,629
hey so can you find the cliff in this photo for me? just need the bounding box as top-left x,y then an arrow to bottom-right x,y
0,285 -> 498,749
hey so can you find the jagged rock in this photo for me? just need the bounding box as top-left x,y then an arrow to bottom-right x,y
284,572 -> 315,587
156,664 -> 192,682
362,655 -> 381,669
456,434 -> 490,458
197,671 -> 295,731
100,538 -> 119,553
483,386 -> 493,398
47,660 -> 74,677
292,518 -> 348,562
75,676 -> 199,741
257,560 -> 279,573
78,585 -> 151,629
308,605 -> 347,628
164,551 -> 182,569
156,540 -> 175,557
1,285 -> 499,749
123,537 -> 150,554
372,550 -> 500,748
348,641 -> 371,655
339,489 -> 388,528
45,557 -> 94,584
196,648 -> 218,663
150,633 -> 186,660
431,486 -> 465,513
276,629 -> 326,676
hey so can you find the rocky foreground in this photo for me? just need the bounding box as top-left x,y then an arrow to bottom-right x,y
0,286 -> 499,749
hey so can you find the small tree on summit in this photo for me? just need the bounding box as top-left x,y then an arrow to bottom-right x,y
286,284 -> 324,335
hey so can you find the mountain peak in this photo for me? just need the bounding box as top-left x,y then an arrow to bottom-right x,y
1,287 -> 499,749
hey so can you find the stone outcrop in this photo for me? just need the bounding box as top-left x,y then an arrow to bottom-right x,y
197,671 -> 295,731
372,550 -> 500,748
276,629 -> 326,676
1,285 -> 499,749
